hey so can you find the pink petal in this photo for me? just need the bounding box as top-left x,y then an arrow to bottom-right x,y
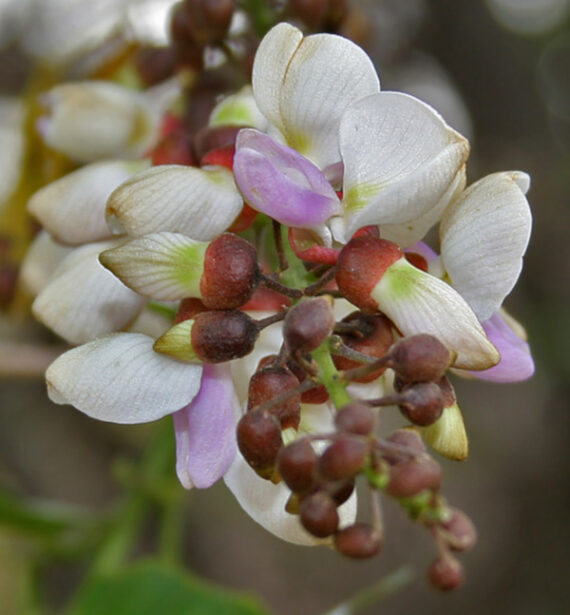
233,129 -> 341,228
173,363 -> 238,489
472,312 -> 534,383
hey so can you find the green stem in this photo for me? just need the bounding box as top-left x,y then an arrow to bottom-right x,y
312,339 -> 351,409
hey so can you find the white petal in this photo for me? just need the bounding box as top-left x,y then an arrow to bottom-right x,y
381,165 -> 466,248
106,165 -> 243,241
419,402 -> 469,461
27,160 -> 149,246
253,23 -> 380,169
440,171 -> 532,321
209,85 -> 268,130
38,81 -> 159,163
32,240 -> 145,344
252,23 -> 304,133
371,257 -> 499,370
341,92 -> 470,236
46,333 -> 203,424
99,232 -> 208,301
19,231 -> 73,295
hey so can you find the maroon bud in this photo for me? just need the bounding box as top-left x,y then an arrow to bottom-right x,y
335,402 -> 375,436
438,376 -> 457,407
336,237 -> 402,314
289,0 -> 347,30
237,411 -> 282,479
201,234 -> 260,309
334,523 -> 382,559
287,359 -> 329,404
427,555 -> 464,591
333,313 -> 394,382
134,47 -> 176,87
193,125 -> 241,163
398,382 -> 444,426
170,5 -> 204,70
174,297 -> 208,323
248,366 -> 301,429
284,296 -> 335,354
330,479 -> 355,506
300,491 -> 339,538
386,457 -> 442,498
390,334 -> 452,383
182,0 -> 235,47
384,428 -> 426,464
277,440 -> 317,493
191,310 -> 258,362
318,437 -> 369,481
440,508 -> 477,552
151,130 -> 195,166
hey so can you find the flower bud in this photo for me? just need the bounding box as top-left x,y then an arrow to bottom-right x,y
440,508 -> 477,552
330,479 -> 355,506
284,296 -> 335,354
336,237 -> 402,313
334,402 -> 375,436
318,436 -> 369,481
173,298 -> 208,324
181,0 -> 235,47
237,411 -> 282,479
334,523 -> 382,559
390,334 -> 452,383
300,491 -> 339,538
398,382 -> 445,426
277,439 -> 317,493
134,47 -> 176,87
427,555 -> 464,591
200,234 -> 260,310
385,457 -> 442,498
192,310 -> 258,362
248,366 -> 301,430
333,312 -> 394,382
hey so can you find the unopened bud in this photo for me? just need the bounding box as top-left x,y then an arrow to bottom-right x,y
318,437 -> 369,481
386,457 -> 442,498
237,411 -> 282,479
277,439 -> 317,493
200,234 -> 260,309
182,0 -> 235,47
330,479 -> 355,506
334,523 -> 382,559
284,296 -> 335,354
427,555 -> 464,591
335,402 -> 375,436
173,298 -> 208,324
333,312 -> 394,382
390,334 -> 452,383
336,237 -> 402,313
248,366 -> 301,429
192,310 -> 258,362
300,491 -> 339,538
398,382 -> 444,426
440,508 -> 477,552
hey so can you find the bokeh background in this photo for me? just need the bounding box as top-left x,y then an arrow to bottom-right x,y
1,1 -> 569,613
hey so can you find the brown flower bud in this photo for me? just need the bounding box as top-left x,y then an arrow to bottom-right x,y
237,411 -> 282,479
334,402 -> 375,436
390,334 -> 452,383
398,382 -> 445,426
201,234 -> 260,309
191,310 -> 258,362
284,296 -> 335,354
334,523 -> 382,559
427,555 -> 464,591
277,439 -> 317,493
300,491 -> 339,538
385,457 -> 442,498
318,437 -> 369,481
248,366 -> 301,429
440,508 -> 477,552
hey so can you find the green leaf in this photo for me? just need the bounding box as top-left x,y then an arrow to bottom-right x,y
67,560 -> 270,615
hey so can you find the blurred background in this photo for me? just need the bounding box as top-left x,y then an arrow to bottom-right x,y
1,0 -> 569,613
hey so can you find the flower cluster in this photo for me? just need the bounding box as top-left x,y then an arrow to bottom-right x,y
23,5 -> 533,591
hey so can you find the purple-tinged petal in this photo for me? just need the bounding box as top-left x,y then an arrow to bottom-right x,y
471,312 -> 534,382
173,363 -> 237,489
233,129 -> 341,228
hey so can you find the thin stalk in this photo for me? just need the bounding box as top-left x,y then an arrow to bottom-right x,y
259,273 -> 303,299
